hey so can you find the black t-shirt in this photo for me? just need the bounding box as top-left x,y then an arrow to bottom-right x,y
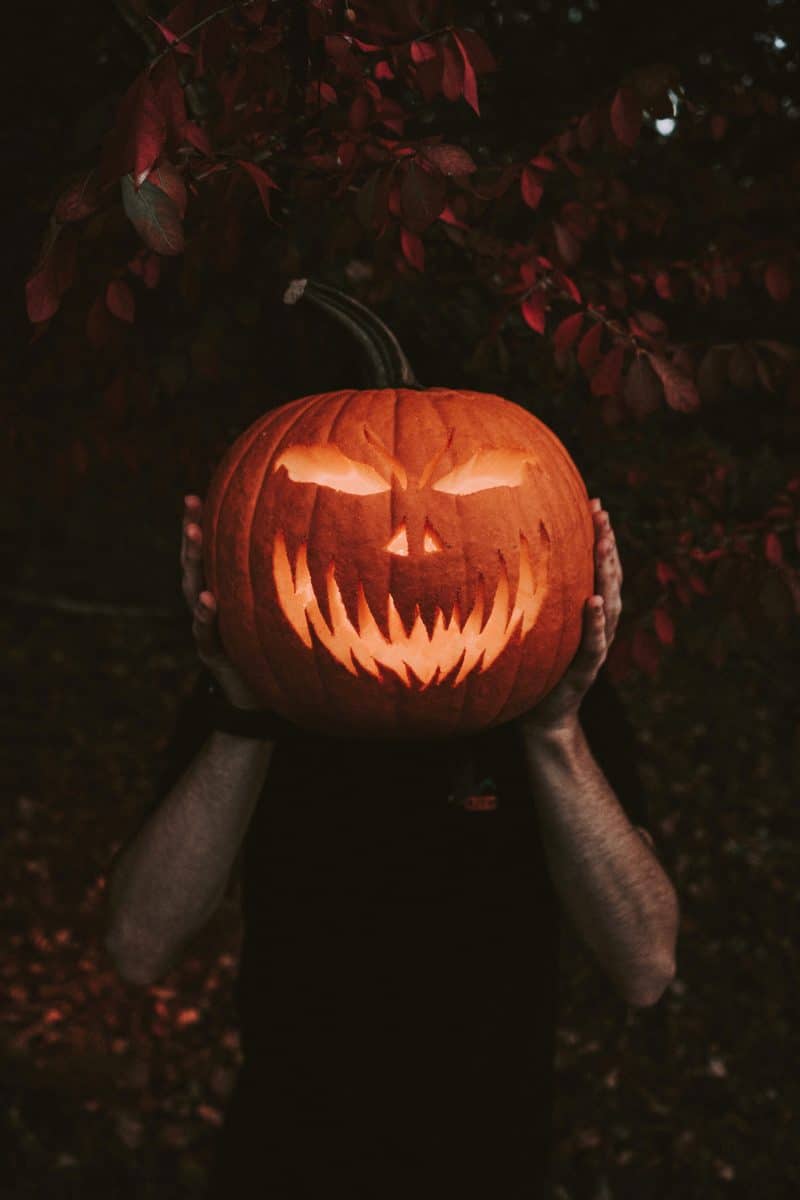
140,664 -> 649,1199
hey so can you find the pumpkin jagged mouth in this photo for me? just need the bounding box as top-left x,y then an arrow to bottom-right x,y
272,527 -> 550,689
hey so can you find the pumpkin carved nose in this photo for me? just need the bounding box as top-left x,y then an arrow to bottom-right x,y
384,521 -> 444,556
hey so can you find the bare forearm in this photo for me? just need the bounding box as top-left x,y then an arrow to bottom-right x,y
520,718 -> 679,1006
105,731 -> 275,984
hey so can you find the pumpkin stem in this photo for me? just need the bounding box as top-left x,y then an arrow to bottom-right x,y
283,278 -> 425,390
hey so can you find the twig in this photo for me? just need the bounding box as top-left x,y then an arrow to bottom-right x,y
148,0 -> 260,70
112,0 -> 161,59
0,586 -> 182,621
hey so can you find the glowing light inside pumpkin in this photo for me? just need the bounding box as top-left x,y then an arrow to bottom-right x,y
383,523 -> 444,556
272,527 -> 551,689
431,449 -> 540,495
273,440 -> 541,495
268,437 -> 550,688
273,445 -> 391,494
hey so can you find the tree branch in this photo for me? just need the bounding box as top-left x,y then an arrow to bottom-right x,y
0,586 -> 181,621
112,0 -> 161,60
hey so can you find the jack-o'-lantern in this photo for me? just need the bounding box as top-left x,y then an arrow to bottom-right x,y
203,278 -> 595,739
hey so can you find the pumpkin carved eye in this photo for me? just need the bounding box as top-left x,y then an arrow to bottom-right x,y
273,445 -> 391,495
431,449 -> 538,495
273,444 -> 538,496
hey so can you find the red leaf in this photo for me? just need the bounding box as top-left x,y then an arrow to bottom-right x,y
653,607 -> 675,645
696,346 -> 730,403
599,394 -> 625,427
521,166 -> 543,209
440,43 -> 464,103
149,160 -> 188,218
654,270 -> 672,299
151,53 -> 189,150
348,93 -> 372,133
400,160 -> 446,232
106,279 -> 136,323
26,270 -> 58,324
374,93 -> 404,134
633,309 -> 667,335
242,0 -> 269,27
128,252 -> 162,289
101,73 -> 166,186
591,344 -> 625,396
400,227 -> 424,271
410,40 -> 438,64
610,87 -> 642,149
553,221 -> 580,266
54,170 -> 101,222
577,110 -> 600,150
449,29 -> 497,73
306,79 -> 337,107
148,16 -> 193,53
728,345 -> 756,390
237,159 -> 279,217
560,200 -> 596,241
408,47 -> 440,102
25,226 -> 77,324
420,144 -> 476,175
764,531 -> 783,565
554,270 -> 582,304
553,312 -> 584,354
452,31 -> 479,115
388,181 -> 402,219
577,321 -> 603,372
438,203 -> 470,231
648,354 -> 700,412
183,121 -> 214,158
121,173 -> 184,255
752,349 -> 775,394
755,340 -> 800,362
624,352 -> 662,418
521,291 -> 547,334
764,261 -> 791,302
356,168 -> 391,232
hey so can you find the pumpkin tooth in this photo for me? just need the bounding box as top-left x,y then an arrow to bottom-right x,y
272,527 -> 550,690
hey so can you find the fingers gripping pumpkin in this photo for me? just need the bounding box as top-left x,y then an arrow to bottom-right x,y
203,279 -> 595,739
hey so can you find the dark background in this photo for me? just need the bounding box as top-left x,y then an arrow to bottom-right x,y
2,2 -> 798,1198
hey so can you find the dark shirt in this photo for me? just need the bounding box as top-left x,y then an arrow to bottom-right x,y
141,664 -> 649,1199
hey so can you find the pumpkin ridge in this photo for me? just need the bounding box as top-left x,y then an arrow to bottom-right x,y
424,386 -> 472,730
303,389 -> 363,690
247,395 -> 319,714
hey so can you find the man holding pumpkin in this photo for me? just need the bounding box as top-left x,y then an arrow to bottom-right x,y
105,489 -> 679,1198
108,273 -> 678,1197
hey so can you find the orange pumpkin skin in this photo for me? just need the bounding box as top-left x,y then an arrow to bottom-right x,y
204,385 -> 595,739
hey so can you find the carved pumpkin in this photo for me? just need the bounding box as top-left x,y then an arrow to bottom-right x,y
203,279 -> 594,739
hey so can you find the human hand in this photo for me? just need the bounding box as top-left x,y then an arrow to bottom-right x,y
520,497 -> 622,736
181,494 -> 263,710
